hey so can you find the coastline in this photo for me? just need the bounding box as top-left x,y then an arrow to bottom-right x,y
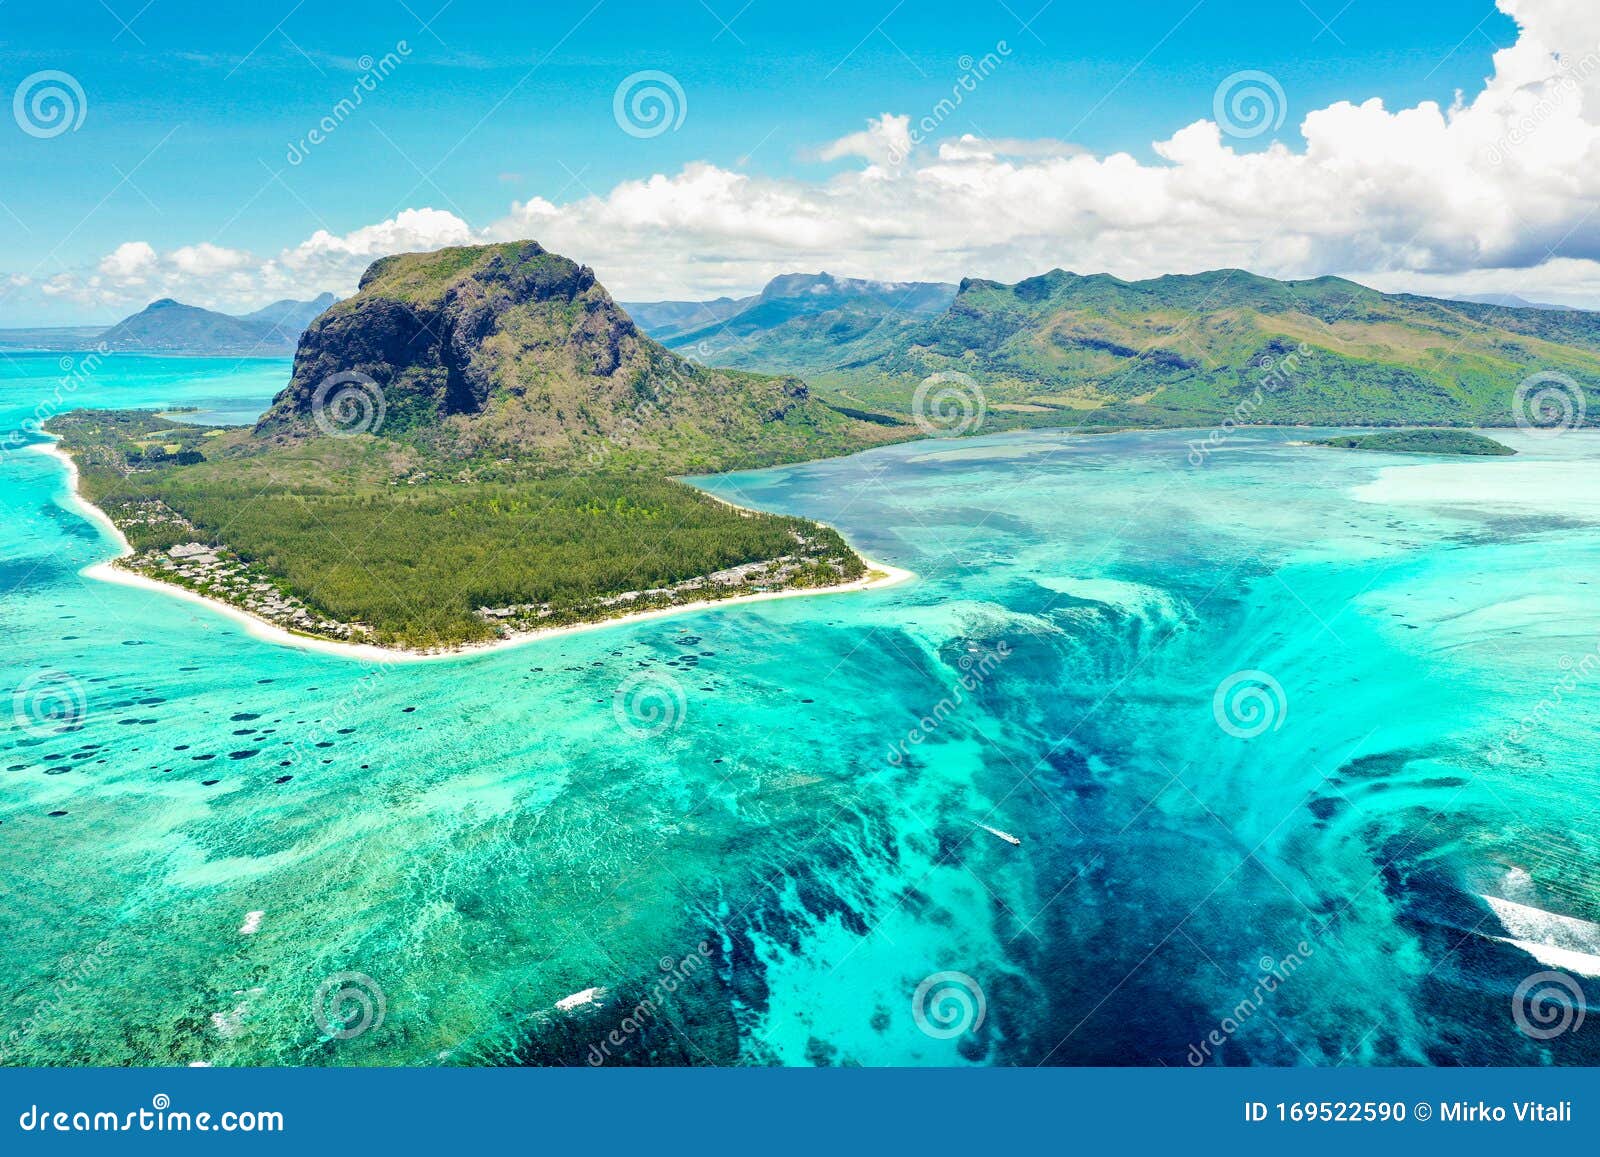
31,439 -> 914,665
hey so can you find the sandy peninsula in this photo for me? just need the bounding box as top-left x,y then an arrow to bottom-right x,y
32,439 -> 913,665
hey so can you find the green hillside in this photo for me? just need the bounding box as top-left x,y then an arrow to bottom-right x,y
55,243 -> 902,649
691,269 -> 1600,430
627,272 -> 955,376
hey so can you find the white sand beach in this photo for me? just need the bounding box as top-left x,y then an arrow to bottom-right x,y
33,440 -> 913,665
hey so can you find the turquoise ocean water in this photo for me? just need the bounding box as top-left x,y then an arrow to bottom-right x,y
2,351 -> 1598,1066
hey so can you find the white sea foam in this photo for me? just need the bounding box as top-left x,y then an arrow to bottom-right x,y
1482,894 -> 1600,977
555,986 -> 605,1012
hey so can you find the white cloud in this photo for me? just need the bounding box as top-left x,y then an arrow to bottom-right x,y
817,113 -> 913,167
97,241 -> 157,281
35,210 -> 474,318
169,243 -> 251,276
280,208 -> 473,268
936,135 -> 1084,162
15,0 -> 1600,319
488,0 -> 1600,303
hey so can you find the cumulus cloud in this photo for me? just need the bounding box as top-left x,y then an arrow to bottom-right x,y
41,208 -> 474,317
16,0 -> 1600,317
169,243 -> 252,276
816,113 -> 914,167
509,0 -> 1600,301
97,242 -> 157,281
936,135 -> 1085,162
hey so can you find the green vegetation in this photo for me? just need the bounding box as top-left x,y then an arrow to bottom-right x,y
1312,429 -> 1517,456
255,243 -> 901,467
53,243 -> 904,651
56,410 -> 867,648
73,247 -> 1583,651
634,272 -> 955,372
650,268 -> 1600,432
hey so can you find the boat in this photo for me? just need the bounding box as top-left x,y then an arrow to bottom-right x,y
976,822 -> 1022,847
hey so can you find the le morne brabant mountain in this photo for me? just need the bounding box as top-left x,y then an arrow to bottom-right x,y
53,242 -> 902,650
50,242 -> 1600,650
631,268 -> 1600,431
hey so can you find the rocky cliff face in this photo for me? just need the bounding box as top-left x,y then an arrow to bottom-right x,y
258,243 -> 635,432
253,240 -> 883,469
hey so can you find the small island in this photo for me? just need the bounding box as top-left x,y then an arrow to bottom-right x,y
1312,429 -> 1516,456
51,242 -> 909,655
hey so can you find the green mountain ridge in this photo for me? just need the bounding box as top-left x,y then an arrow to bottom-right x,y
638,267 -> 1600,429
625,272 -> 957,374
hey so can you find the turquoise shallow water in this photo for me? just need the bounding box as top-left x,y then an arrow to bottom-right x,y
2,351 -> 1599,1066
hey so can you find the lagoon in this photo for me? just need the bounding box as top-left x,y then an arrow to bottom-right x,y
2,352 -> 1597,1065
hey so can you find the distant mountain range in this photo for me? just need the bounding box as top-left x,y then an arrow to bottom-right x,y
0,293 -> 337,355
622,273 -> 957,372
12,263 -> 1600,430
1447,292 -> 1589,312
628,269 -> 1600,429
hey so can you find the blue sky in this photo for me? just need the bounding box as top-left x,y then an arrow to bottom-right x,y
0,0 -> 1567,322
